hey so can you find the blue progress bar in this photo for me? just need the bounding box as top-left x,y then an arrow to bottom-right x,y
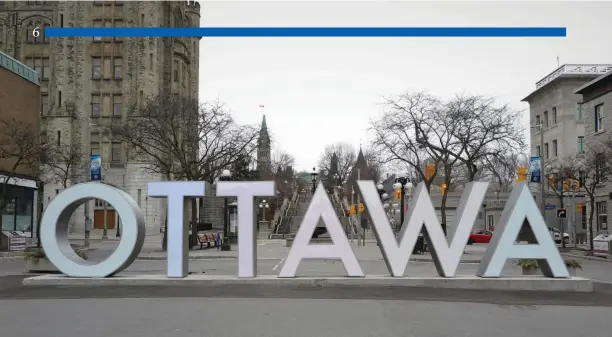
45,27 -> 566,38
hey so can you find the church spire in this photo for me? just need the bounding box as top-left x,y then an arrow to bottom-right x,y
257,114 -> 272,176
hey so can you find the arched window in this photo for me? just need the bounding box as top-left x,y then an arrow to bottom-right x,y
173,8 -> 183,28
25,18 -> 50,43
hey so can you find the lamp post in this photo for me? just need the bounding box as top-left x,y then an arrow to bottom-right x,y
310,167 -> 318,194
219,169 -> 232,251
392,174 -> 412,233
531,123 -> 546,218
483,202 -> 488,230
259,200 -> 270,221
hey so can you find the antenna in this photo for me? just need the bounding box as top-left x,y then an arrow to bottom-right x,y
557,56 -> 560,67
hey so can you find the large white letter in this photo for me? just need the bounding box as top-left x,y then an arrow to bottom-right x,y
477,182 -> 569,278
148,181 -> 206,278
41,183 -> 145,277
278,182 -> 363,278
359,181 -> 487,277
216,181 -> 275,278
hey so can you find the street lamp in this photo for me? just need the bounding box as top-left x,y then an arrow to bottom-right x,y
531,123 -> 546,218
259,199 -> 270,221
392,173 -> 412,233
482,202 -> 488,230
310,167 -> 319,193
219,169 -> 232,251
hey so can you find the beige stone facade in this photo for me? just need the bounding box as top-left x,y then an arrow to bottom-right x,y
0,1 -> 201,234
575,70 -> 612,241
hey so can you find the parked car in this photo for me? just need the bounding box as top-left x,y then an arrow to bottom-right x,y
548,227 -> 570,245
467,230 -> 493,244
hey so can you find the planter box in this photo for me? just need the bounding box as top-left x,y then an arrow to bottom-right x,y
26,258 -> 59,273
521,267 -> 540,276
522,266 -> 578,276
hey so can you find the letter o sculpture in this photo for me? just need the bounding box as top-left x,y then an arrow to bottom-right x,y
40,183 -> 145,277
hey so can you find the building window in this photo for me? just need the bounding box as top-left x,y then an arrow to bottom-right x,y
111,142 -> 121,162
535,115 -> 540,126
25,57 -> 50,79
41,94 -> 49,115
149,53 -> 153,70
91,95 -> 101,116
577,136 -> 585,153
112,94 -> 122,116
92,57 -> 102,79
582,205 -> 587,230
544,143 -> 549,159
173,60 -> 179,82
93,20 -> 102,41
576,103 -> 584,120
90,133 -> 100,156
595,104 -> 604,133
552,107 -> 557,124
56,131 -> 61,146
40,132 -> 47,144
596,201 -> 608,231
536,145 -> 541,157
552,139 -> 558,157
113,58 -> 122,78
543,111 -> 548,127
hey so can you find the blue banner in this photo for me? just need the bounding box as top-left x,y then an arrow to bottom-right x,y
530,156 -> 541,183
90,155 -> 102,181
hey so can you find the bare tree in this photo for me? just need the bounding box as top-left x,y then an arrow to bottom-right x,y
370,92 -> 442,193
271,150 -> 296,174
482,150 -> 530,192
111,95 -> 259,250
416,94 -> 526,182
558,145 -> 612,251
317,142 -> 356,184
0,118 -> 44,215
43,142 -> 85,189
362,147 -> 383,183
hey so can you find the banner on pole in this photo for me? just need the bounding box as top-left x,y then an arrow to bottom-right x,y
529,157 -> 541,183
90,155 -> 102,181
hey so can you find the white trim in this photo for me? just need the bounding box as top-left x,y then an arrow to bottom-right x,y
0,174 -> 37,189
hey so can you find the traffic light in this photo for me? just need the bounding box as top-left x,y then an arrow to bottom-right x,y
548,175 -> 555,189
426,163 -> 436,180
577,203 -> 583,212
395,189 -> 401,200
441,183 -> 447,195
563,178 -> 571,192
556,208 -> 567,219
517,167 -> 527,182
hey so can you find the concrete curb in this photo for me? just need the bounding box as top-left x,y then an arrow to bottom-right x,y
562,253 -> 612,263
21,274 -> 594,292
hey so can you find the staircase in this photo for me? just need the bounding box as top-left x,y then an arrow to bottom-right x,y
270,189 -> 360,240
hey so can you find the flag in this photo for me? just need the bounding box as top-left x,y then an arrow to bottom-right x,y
259,104 -> 265,108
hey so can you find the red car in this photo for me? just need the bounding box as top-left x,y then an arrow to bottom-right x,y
467,230 -> 493,244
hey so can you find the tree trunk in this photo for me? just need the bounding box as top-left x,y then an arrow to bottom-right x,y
440,193 -> 448,235
588,195 -> 595,251
162,215 -> 168,251
190,197 -> 198,249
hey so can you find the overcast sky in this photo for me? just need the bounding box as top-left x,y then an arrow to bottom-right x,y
198,1 -> 612,172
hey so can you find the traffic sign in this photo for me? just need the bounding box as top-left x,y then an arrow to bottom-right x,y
557,208 -> 567,219
350,205 -> 356,216
358,203 -> 365,213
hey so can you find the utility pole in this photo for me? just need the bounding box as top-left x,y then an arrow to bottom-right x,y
571,182 -> 577,248
538,124 -> 546,220
357,169 -> 364,246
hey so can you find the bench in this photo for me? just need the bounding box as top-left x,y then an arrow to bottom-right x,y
196,232 -> 219,249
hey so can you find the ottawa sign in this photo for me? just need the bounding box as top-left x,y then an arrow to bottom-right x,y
39,181 -> 570,278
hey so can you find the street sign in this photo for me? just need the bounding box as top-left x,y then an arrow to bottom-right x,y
358,203 -> 365,213
350,205 -> 356,216
557,208 -> 567,219
544,204 -> 556,210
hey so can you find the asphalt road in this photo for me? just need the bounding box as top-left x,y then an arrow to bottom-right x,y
1,273 -> 612,337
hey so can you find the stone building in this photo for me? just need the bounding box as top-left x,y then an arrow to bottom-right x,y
522,64 -> 611,234
257,115 -> 272,178
0,51 -> 40,237
0,1 -> 201,235
575,70 -> 612,241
